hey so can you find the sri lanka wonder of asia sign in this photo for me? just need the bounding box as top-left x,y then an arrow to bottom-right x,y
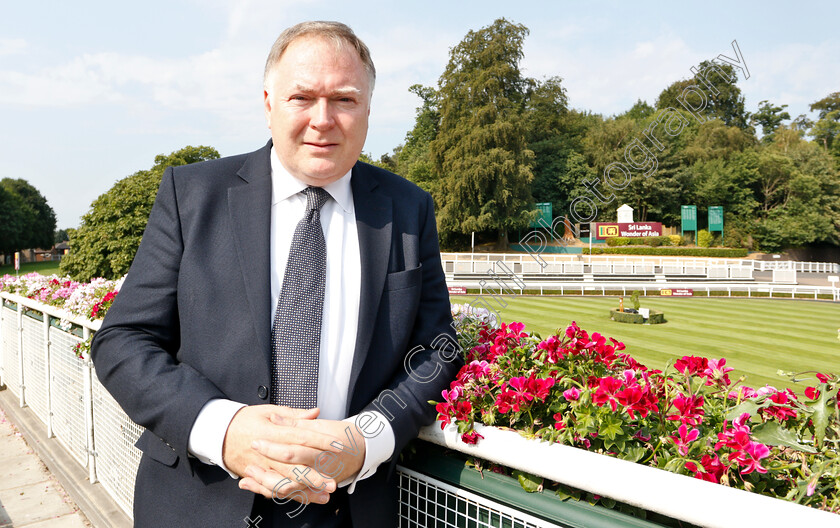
594,222 -> 663,240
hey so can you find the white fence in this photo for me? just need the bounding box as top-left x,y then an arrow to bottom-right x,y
441,253 -> 840,275
453,281 -> 840,301
0,292 -> 568,527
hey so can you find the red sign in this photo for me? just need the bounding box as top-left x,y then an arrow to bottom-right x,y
595,222 -> 663,239
448,286 -> 468,295
660,288 -> 693,296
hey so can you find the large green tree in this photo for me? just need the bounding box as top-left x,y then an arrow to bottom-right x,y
0,178 -> 56,253
656,62 -> 750,130
394,84 -> 441,195
61,146 -> 219,281
429,18 -> 535,249
750,100 -> 790,143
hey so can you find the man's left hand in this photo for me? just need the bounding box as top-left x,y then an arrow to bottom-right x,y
256,416 -> 366,484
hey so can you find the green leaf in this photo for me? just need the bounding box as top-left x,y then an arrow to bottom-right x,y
808,385 -> 839,448
598,415 -> 624,441
725,400 -> 772,421
512,470 -> 542,493
751,422 -> 817,453
617,446 -> 647,463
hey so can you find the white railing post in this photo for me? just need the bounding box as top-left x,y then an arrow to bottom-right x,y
43,311 -> 53,438
82,326 -> 98,485
0,297 -> 5,389
17,303 -> 25,407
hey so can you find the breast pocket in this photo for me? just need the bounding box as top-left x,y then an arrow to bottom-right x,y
384,264 -> 423,292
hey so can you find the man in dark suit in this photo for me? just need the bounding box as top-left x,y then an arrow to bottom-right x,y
91,21 -> 461,527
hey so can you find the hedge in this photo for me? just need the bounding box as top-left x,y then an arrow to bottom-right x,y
584,247 -> 748,257
610,308 -> 666,324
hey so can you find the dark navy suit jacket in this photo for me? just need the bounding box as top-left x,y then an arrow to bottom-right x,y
91,140 -> 461,527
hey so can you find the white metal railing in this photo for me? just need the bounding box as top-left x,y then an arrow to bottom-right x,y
0,292 -> 142,517
441,253 -> 840,275
1,292 -> 567,527
448,280 -> 840,301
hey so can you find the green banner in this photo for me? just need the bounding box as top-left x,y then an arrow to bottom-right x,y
681,205 -> 697,233
709,206 -> 724,232
531,202 -> 552,228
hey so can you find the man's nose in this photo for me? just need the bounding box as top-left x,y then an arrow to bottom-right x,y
309,99 -> 335,130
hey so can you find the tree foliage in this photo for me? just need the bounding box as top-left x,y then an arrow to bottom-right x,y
0,178 -> 56,255
61,146 -> 220,281
429,18 -> 535,248
385,22 -> 839,254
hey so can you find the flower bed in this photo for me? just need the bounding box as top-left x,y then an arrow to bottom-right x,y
434,307 -> 839,514
0,272 -> 123,358
0,273 -> 123,321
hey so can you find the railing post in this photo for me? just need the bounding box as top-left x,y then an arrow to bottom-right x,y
17,303 -> 25,407
0,296 -> 5,389
43,312 -> 53,438
82,326 -> 98,484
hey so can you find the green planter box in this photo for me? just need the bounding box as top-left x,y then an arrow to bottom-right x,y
398,440 -> 695,528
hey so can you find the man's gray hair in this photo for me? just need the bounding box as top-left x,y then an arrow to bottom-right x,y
264,21 -> 376,91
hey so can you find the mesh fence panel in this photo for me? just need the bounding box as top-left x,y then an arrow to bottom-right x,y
21,314 -> 49,425
397,467 -> 560,528
49,326 -> 88,466
92,374 -> 143,517
1,305 -> 21,397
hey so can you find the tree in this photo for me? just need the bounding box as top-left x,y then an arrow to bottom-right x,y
61,146 -> 220,281
807,93 -> 840,163
393,84 -> 441,195
0,185 -> 27,257
0,178 -> 57,252
524,77 -> 592,219
750,100 -> 790,143
656,62 -> 750,130
430,18 -> 535,249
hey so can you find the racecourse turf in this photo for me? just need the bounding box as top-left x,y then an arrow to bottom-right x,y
453,295 -> 840,393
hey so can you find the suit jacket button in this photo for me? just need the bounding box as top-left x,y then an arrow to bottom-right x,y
257,385 -> 268,400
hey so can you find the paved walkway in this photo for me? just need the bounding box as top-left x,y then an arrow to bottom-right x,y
0,406 -> 90,527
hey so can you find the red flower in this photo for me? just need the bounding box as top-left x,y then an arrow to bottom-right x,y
667,394 -> 705,426
761,390 -> 798,421
703,358 -> 734,387
816,372 -> 829,383
674,356 -> 708,377
670,424 -> 700,456
805,386 -> 821,400
460,430 -> 484,444
592,376 -> 623,412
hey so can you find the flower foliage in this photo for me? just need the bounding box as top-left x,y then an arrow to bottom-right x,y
0,272 -> 124,322
434,312 -> 840,513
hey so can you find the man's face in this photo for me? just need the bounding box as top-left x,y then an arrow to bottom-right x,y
264,36 -> 371,186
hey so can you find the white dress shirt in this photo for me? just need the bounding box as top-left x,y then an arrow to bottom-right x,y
188,148 -> 395,492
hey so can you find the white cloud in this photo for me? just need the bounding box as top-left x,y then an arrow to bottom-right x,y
0,38 -> 27,56
523,34 -> 705,115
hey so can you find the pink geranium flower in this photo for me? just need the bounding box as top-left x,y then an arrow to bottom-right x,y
671,424 -> 700,456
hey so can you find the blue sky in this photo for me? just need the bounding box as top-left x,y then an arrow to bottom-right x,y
2,1 -> 838,229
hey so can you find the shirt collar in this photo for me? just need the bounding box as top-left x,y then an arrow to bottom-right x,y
270,146 -> 353,213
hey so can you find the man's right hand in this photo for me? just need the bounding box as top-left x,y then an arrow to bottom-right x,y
222,405 -> 342,504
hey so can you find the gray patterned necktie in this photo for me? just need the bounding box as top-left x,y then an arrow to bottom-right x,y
271,186 -> 329,408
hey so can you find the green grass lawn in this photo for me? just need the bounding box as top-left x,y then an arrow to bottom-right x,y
453,295 -> 840,392
0,260 -> 63,276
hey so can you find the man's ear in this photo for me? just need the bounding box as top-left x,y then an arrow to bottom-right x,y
263,89 -> 272,127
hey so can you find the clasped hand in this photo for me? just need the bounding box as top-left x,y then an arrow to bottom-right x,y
223,405 -> 366,505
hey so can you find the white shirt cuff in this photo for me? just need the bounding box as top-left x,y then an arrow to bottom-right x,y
338,411 -> 395,494
187,398 -> 246,479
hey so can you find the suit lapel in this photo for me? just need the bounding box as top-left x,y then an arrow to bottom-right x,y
228,143 -> 273,358
348,164 -> 392,408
